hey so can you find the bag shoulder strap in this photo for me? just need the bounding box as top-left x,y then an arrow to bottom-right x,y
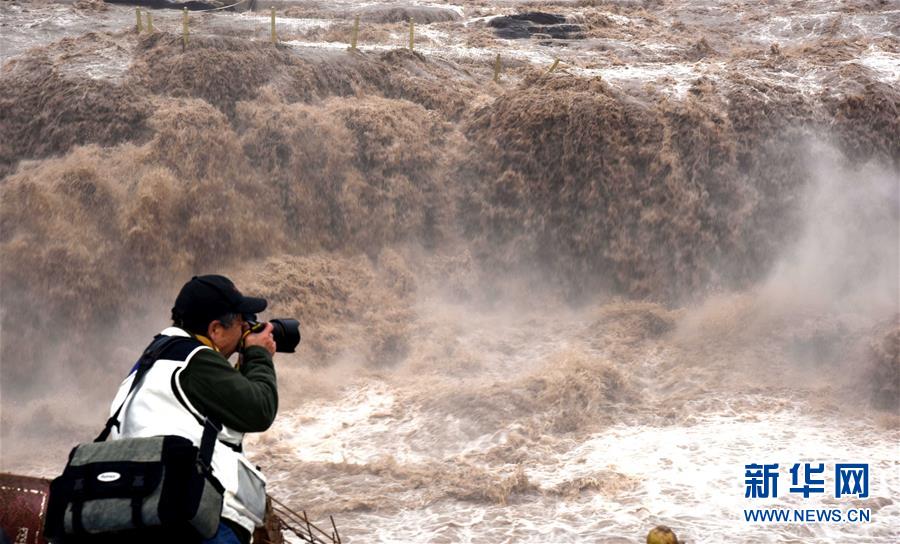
198,418 -> 222,471
95,334 -> 187,442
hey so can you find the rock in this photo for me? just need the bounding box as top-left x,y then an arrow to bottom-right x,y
495,12 -> 566,26
488,12 -> 584,40
647,525 -> 679,544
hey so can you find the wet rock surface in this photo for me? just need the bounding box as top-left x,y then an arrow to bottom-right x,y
488,12 -> 584,40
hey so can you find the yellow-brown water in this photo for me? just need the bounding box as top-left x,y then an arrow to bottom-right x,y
1,1 -> 898,542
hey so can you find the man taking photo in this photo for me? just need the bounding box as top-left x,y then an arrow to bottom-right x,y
106,274 -> 278,544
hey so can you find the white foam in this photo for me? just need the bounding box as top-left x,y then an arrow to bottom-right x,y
280,382 -> 430,465
575,62 -> 700,98
853,48 -> 900,84
241,13 -> 332,32
525,402 -> 900,542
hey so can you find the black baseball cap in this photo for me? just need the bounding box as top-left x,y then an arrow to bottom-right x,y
171,275 -> 267,332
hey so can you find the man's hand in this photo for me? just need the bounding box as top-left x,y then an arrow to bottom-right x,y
244,322 -> 276,355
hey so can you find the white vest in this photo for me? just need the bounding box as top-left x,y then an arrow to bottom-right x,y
108,327 -> 267,535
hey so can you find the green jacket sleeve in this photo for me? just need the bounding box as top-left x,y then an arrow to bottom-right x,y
178,346 -> 278,433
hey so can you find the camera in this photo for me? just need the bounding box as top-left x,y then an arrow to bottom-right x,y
245,316 -> 301,353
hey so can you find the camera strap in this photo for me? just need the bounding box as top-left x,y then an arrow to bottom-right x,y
94,334 -> 221,470
95,334 -> 180,442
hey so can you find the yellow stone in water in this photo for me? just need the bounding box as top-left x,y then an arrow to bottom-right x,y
647,525 -> 678,544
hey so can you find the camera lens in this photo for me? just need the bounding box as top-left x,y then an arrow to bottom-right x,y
269,318 -> 301,353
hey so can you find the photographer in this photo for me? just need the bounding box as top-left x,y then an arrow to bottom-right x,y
107,275 -> 278,544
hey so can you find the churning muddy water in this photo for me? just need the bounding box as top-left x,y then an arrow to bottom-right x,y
1,0 -> 898,542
